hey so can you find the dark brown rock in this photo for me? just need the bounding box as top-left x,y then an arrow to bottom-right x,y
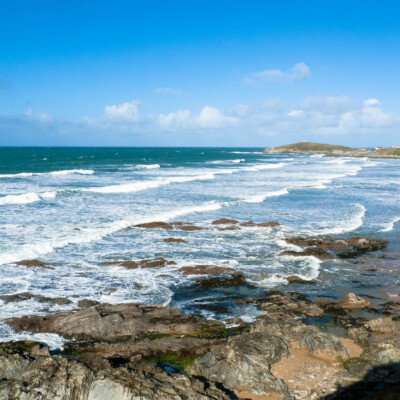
257,221 -> 280,228
177,225 -> 204,231
195,272 -> 247,289
278,247 -> 332,260
36,297 -> 71,305
0,292 -> 35,303
77,299 -> 100,308
211,218 -> 239,225
217,225 -> 240,231
102,260 -> 139,269
240,220 -> 256,226
135,221 -> 173,229
180,265 -> 236,275
15,259 -> 54,269
163,237 -> 185,243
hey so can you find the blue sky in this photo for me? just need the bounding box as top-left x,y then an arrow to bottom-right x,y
1,0 -> 399,146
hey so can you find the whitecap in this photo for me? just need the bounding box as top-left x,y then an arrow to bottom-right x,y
0,191 -> 56,206
243,189 -> 289,203
135,164 -> 160,169
0,169 -> 94,178
379,216 -> 400,232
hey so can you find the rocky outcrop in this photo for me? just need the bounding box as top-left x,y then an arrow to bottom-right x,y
211,219 -> 239,225
6,303 -> 226,340
238,292 -> 324,318
195,272 -> 247,289
102,258 -> 175,270
179,265 -> 235,275
0,342 -> 235,400
163,237 -> 185,243
188,331 -> 290,397
299,331 -> 350,359
14,259 -> 55,269
283,236 -> 387,259
316,293 -> 370,311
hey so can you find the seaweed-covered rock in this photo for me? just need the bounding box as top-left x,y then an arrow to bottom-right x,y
195,272 -> 247,289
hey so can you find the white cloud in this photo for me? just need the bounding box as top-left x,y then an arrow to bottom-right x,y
104,101 -> 140,121
364,98 -> 380,107
288,109 -> 304,117
154,87 -> 186,96
158,105 -> 237,130
245,62 -> 311,84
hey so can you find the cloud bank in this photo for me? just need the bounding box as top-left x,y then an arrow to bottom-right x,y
0,95 -> 399,146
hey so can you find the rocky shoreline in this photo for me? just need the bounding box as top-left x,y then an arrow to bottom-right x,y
1,226 -> 399,399
263,142 -> 400,159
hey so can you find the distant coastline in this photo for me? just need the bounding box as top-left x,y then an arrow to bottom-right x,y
263,141 -> 400,159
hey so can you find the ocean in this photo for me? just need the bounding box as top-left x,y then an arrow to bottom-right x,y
0,147 -> 399,348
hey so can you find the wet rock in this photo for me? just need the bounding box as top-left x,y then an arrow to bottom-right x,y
286,276 -> 315,284
217,226 -> 240,231
241,292 -> 324,318
180,265 -> 236,275
177,225 -> 204,231
163,237 -> 185,243
285,236 -> 387,258
135,221 -> 174,229
64,335 -> 222,362
211,218 -> 239,225
257,221 -> 280,228
194,304 -> 228,314
138,258 -> 176,269
0,292 -> 35,303
102,260 -> 139,269
240,220 -> 255,226
37,296 -> 71,305
78,299 -> 100,308
278,247 -> 332,260
15,259 -> 54,269
299,331 -> 350,360
6,303 -> 227,340
0,341 -> 234,400
195,272 -> 247,289
348,237 -> 388,253
188,331 -> 289,396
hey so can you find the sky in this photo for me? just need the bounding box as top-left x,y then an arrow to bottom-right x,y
0,0 -> 400,147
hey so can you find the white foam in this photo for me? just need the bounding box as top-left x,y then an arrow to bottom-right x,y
314,203 -> 366,235
0,201 -> 222,265
0,169 -> 94,178
243,188 -> 289,203
207,159 -> 245,164
83,173 -> 216,194
135,164 -> 160,169
0,191 -> 57,206
230,151 -> 263,154
379,216 -> 400,232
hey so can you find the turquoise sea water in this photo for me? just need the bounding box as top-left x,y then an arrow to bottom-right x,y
0,147 -> 399,348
